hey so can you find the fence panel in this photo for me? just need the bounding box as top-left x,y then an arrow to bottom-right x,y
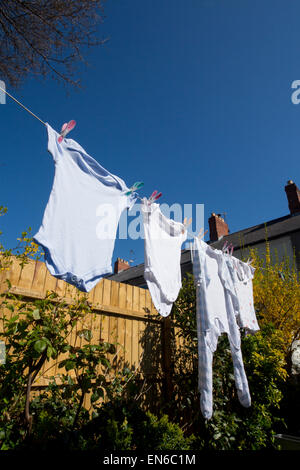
0,256 -> 168,391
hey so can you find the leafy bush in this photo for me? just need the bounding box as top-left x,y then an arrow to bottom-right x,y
0,286 -> 123,449
0,235 -> 123,448
0,210 -> 193,451
171,270 -> 289,450
73,398 -> 195,451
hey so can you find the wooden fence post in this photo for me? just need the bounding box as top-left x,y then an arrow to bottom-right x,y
162,316 -> 174,402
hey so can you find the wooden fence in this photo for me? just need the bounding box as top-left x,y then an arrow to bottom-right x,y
0,256 -> 175,407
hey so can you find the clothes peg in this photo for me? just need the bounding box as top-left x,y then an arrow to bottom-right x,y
183,217 -> 192,227
226,243 -> 234,255
182,217 -> 192,233
148,190 -> 162,204
125,181 -> 144,196
198,229 -> 208,240
58,120 -> 76,143
149,190 -> 158,200
222,241 -> 229,252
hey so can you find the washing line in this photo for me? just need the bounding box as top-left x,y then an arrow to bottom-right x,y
0,85 -> 45,125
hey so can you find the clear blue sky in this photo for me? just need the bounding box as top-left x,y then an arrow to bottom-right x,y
0,0 -> 299,267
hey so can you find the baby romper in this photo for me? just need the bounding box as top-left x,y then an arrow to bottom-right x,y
33,123 -> 136,292
225,255 -> 260,334
192,238 -> 251,420
141,198 -> 187,317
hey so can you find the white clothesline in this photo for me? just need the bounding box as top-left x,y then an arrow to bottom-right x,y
0,85 -> 45,126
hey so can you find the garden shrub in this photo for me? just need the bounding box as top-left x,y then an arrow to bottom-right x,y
170,268 -> 291,450
73,398 -> 195,451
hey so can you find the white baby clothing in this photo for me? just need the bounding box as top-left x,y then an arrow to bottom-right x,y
226,256 -> 259,334
141,198 -> 187,317
34,123 -> 135,292
192,238 -> 251,420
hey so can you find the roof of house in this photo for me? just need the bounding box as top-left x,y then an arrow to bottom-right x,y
211,212 -> 300,250
108,212 -> 300,285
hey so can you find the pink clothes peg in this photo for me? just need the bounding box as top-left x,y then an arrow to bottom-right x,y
148,191 -> 162,204
58,120 -> 76,143
227,243 -> 234,255
149,190 -> 158,200
222,241 -> 229,252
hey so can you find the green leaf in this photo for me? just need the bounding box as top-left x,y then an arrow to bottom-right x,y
100,357 -> 111,368
32,309 -> 40,320
65,360 -> 76,371
90,388 -> 104,403
67,375 -> 74,385
34,339 -> 47,354
8,315 -> 18,322
81,376 -> 92,392
91,392 -> 99,403
47,346 -> 55,359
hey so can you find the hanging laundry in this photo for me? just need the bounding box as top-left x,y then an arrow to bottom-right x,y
141,198 -> 187,317
225,256 -> 260,334
191,238 -> 252,420
33,123 -> 136,292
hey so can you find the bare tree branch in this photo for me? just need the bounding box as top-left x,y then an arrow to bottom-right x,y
0,0 -> 107,87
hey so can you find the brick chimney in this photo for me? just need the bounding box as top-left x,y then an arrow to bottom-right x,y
114,258 -> 130,274
208,213 -> 229,242
285,180 -> 300,215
